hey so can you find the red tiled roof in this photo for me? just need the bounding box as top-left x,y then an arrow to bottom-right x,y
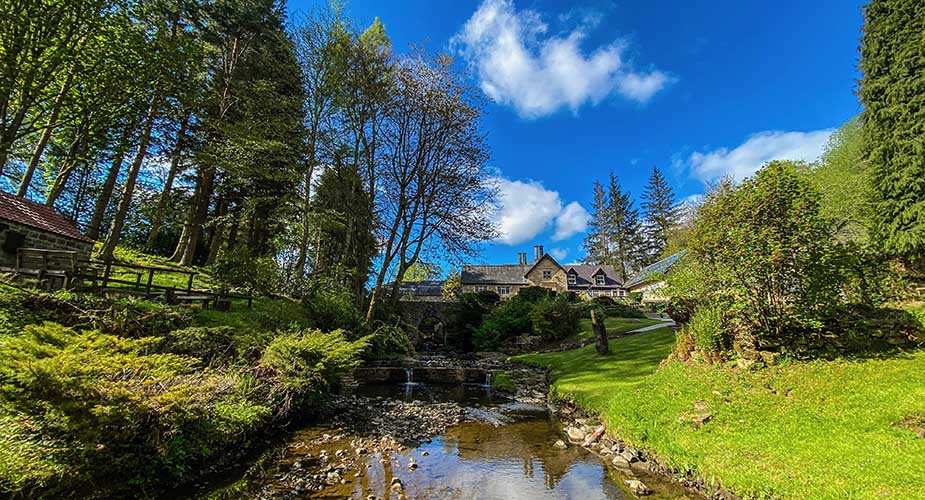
0,190 -> 93,243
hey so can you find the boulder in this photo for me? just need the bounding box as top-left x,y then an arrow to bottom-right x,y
566,426 -> 586,442
624,479 -> 652,496
553,440 -> 568,449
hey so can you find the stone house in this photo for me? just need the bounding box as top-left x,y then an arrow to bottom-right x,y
461,245 -> 626,300
0,190 -> 94,268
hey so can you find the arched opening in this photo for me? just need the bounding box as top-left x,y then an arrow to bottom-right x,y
417,316 -> 446,348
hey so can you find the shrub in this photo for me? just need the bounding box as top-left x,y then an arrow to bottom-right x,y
473,299 -> 534,350
590,296 -> 615,306
685,304 -> 729,361
530,299 -> 581,341
448,293 -> 492,351
0,323 -> 270,494
517,286 -> 556,303
475,290 -> 501,306
603,303 -> 646,319
302,277 -> 363,335
163,326 -> 240,365
365,324 -> 416,360
682,162 -> 849,352
210,246 -> 282,295
260,329 -> 368,403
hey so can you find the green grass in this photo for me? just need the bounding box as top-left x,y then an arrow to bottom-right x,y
574,316 -> 663,339
519,328 -> 925,499
194,297 -> 311,333
92,243 -> 213,290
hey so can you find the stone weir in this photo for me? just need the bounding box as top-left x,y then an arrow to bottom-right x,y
352,366 -> 490,385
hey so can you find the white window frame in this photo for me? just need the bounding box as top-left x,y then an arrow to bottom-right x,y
496,285 -> 511,295
567,273 -> 576,285
595,274 -> 605,286
475,285 -> 487,292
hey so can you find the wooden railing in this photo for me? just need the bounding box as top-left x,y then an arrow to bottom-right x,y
7,248 -> 252,309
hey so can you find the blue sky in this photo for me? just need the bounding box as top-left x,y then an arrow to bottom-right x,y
290,0 -> 866,268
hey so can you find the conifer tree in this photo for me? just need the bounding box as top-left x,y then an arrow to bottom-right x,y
582,180 -> 610,265
641,165 -> 679,260
607,171 -> 645,281
859,0 -> 925,263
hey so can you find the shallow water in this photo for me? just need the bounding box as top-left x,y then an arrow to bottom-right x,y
187,384 -> 698,500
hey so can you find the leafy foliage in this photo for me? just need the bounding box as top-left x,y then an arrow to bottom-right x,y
679,161 -> 849,353
530,298 -> 581,341
364,323 -> 416,360
260,329 -> 368,404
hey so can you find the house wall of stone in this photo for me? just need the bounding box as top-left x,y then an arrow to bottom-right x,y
0,219 -> 93,268
524,258 -> 567,292
460,283 -> 527,298
631,281 -> 668,302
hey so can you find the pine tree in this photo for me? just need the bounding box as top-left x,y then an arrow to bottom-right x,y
582,180 -> 611,265
859,0 -> 925,263
607,171 -> 645,281
641,165 -> 679,260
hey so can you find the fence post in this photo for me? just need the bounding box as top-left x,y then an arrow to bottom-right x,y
146,269 -> 154,298
102,262 -> 112,289
187,273 -> 195,292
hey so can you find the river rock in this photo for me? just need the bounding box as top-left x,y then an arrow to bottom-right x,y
612,456 -> 631,469
553,440 -> 568,449
624,479 -> 652,496
566,426 -> 586,442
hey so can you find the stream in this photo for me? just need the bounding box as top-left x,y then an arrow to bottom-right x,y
184,374 -> 700,500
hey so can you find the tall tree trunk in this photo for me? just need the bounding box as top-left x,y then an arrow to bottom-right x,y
86,145 -> 127,241
17,70 -> 74,197
178,165 -> 216,266
205,195 -> 227,265
146,111 -> 190,248
98,99 -> 159,261
293,164 -> 314,276
0,73 -> 36,177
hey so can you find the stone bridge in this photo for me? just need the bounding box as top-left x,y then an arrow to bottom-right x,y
398,300 -> 458,346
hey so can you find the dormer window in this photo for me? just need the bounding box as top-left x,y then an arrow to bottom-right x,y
567,273 -> 576,285
595,274 -> 605,286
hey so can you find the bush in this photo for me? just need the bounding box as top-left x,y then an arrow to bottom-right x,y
603,303 -> 647,319
302,277 -> 363,335
473,299 -> 534,350
163,326 -> 245,365
0,323 -> 270,494
448,293 -> 493,351
530,299 -> 581,341
681,162 -> 850,354
210,246 -> 282,295
590,296 -> 615,306
260,329 -> 368,404
365,324 -> 416,360
685,304 -> 729,362
475,290 -> 501,306
517,286 -> 556,303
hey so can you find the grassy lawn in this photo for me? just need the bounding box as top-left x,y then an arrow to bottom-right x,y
91,243 -> 214,290
574,316 -> 664,339
519,328 -> 925,499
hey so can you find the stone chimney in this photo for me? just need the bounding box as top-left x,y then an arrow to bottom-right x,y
517,252 -> 528,265
534,245 -> 544,262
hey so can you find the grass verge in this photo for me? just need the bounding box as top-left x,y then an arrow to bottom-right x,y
518,328 -> 925,499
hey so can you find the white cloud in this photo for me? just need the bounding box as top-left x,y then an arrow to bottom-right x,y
490,178 -> 563,245
553,201 -> 589,241
549,247 -> 569,261
453,0 -> 672,118
689,129 -> 834,182
489,177 -> 589,245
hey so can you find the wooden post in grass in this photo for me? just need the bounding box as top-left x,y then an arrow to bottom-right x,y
592,309 -> 608,355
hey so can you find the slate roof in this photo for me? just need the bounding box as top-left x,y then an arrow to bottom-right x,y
0,190 -> 92,243
624,250 -> 687,288
564,264 -> 622,288
461,264 -> 532,285
391,280 -> 445,297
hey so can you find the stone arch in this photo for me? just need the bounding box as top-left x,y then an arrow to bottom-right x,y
398,300 -> 456,346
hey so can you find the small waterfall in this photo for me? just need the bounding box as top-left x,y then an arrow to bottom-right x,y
403,367 -> 418,400
484,370 -> 493,397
